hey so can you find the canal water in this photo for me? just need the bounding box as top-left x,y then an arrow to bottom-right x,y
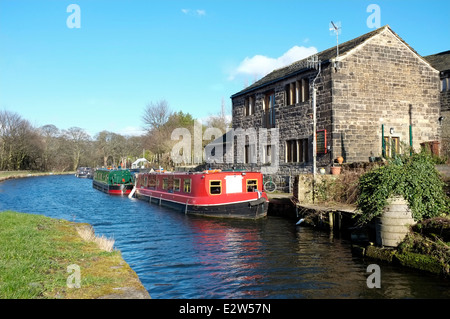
1,174 -> 449,299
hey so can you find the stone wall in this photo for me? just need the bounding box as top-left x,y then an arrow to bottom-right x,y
332,29 -> 441,163
440,87 -> 450,158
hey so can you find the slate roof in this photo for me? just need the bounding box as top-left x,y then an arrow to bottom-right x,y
424,50 -> 450,72
231,25 -> 423,98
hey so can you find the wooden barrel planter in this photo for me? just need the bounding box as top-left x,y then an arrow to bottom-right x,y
375,196 -> 416,247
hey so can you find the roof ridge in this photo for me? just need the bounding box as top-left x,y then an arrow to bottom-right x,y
232,25 -> 391,97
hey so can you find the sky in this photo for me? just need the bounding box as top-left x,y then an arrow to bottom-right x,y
1,0 -> 449,138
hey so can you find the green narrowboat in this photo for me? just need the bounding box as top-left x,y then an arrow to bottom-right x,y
93,168 -> 134,195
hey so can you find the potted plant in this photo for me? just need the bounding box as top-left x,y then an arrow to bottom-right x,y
330,165 -> 341,175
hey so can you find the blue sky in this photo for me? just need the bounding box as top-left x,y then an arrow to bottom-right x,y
1,0 -> 449,137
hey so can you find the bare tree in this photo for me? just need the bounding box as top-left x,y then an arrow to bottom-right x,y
143,100 -> 172,131
205,97 -> 231,133
63,127 -> 91,171
142,100 -> 174,165
39,124 -> 60,171
0,110 -> 43,170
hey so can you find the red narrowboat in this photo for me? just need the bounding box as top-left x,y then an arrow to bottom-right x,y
133,170 -> 268,219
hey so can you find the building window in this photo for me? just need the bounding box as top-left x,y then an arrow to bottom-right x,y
285,82 -> 295,106
209,180 -> 222,195
245,95 -> 255,116
301,78 -> 310,102
285,78 -> 310,106
285,139 -> 309,163
442,78 -> 448,92
263,91 -> 276,128
244,144 -> 256,164
184,179 -> 191,193
263,145 -> 272,164
295,80 -> 300,104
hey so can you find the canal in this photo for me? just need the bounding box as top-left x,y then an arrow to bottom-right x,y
1,174 -> 449,299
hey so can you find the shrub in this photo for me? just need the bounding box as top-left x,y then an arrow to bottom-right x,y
357,150 -> 450,224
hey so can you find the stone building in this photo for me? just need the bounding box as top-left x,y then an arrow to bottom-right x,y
223,25 -> 441,176
424,50 -> 450,158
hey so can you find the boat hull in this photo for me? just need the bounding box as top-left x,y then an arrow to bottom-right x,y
135,191 -> 268,219
93,180 -> 133,195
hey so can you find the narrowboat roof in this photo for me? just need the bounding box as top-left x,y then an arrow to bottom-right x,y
138,170 -> 261,175
96,168 -> 133,175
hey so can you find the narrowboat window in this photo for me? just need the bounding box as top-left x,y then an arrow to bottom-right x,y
144,176 -> 148,187
247,179 -> 258,192
162,178 -> 168,190
149,176 -> 156,189
174,178 -> 181,192
184,179 -> 191,193
210,180 -> 222,195
168,178 -> 174,193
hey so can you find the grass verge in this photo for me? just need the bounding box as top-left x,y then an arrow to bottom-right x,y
0,211 -> 149,299
0,171 -> 75,183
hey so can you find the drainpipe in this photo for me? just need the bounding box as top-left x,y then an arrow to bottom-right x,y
409,104 -> 413,155
313,86 -> 317,179
382,124 -> 385,158
311,59 -> 321,178
409,125 -> 413,155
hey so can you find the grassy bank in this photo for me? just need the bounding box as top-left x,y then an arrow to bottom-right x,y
0,170 -> 75,183
0,211 -> 150,299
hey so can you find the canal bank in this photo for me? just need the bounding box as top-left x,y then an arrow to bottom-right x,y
267,193 -> 450,278
0,171 -> 75,183
351,217 -> 450,277
0,210 -> 150,299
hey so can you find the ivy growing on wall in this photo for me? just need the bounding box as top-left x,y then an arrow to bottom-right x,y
357,150 -> 450,224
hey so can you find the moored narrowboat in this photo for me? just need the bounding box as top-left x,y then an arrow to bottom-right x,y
93,168 -> 134,195
75,167 -> 93,179
132,170 -> 268,219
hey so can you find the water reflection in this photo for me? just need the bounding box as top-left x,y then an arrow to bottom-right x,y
1,175 -> 449,299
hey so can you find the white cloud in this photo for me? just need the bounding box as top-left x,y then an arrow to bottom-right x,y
229,45 -> 318,81
196,9 -> 206,16
181,9 -> 206,17
117,126 -> 146,137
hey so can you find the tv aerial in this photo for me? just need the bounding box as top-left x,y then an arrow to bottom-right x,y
329,21 -> 341,58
